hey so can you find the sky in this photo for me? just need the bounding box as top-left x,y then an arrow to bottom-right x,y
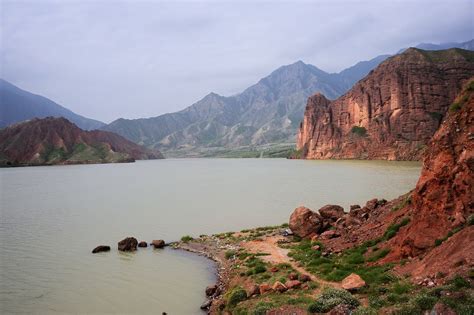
1,0 -> 473,123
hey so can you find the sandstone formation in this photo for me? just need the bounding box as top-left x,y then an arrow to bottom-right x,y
318,205 -> 345,223
387,79 -> 474,259
297,48 -> 474,160
0,117 -> 163,167
289,206 -> 324,238
118,237 -> 138,252
92,245 -> 110,254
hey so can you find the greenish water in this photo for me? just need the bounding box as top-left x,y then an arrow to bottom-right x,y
0,159 -> 421,314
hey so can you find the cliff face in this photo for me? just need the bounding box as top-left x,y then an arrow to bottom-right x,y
388,79 -> 474,259
0,117 -> 163,166
297,48 -> 474,160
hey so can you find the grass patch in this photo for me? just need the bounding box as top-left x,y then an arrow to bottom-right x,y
367,248 -> 390,262
383,217 -> 410,240
308,287 -> 360,313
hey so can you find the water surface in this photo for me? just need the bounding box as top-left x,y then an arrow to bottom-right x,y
0,159 -> 421,313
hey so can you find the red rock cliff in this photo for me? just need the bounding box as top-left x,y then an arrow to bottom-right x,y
297,48 -> 474,160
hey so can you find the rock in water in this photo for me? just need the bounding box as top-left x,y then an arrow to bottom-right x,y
289,206 -> 323,238
92,245 -> 110,254
341,273 -> 366,291
318,205 -> 345,223
205,284 -> 217,297
118,237 -> 138,251
151,239 -> 165,248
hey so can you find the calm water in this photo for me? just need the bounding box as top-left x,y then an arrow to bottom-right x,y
0,159 -> 421,314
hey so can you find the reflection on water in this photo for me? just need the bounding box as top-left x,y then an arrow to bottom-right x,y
0,158 -> 420,313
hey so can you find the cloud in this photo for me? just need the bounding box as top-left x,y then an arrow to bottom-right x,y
1,0 -> 472,122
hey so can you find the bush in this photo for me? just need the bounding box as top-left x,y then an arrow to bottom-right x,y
252,302 -> 274,315
308,288 -> 360,313
353,307 -> 378,315
225,250 -> 236,260
180,235 -> 193,242
450,102 -> 462,112
383,217 -> 410,240
254,265 -> 266,274
227,287 -> 247,307
412,293 -> 437,310
351,126 -> 367,137
468,214 -> 474,226
449,275 -> 471,289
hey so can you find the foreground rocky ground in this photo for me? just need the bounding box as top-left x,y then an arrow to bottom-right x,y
176,80 -> 474,314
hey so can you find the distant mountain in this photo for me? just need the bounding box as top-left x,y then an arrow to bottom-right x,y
397,39 -> 474,53
103,61 -> 367,157
0,79 -> 105,130
0,117 -> 163,167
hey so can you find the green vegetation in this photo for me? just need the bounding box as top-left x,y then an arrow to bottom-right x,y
351,126 -> 368,137
383,217 -> 410,240
225,250 -> 237,260
180,235 -> 193,243
226,287 -> 247,307
367,248 -> 390,262
308,287 -> 360,313
434,225 -> 464,246
450,102 -> 462,112
391,195 -> 412,212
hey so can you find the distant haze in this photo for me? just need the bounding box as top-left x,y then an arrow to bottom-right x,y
1,0 -> 472,123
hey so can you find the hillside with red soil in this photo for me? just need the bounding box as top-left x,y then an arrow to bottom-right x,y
0,117 -> 163,166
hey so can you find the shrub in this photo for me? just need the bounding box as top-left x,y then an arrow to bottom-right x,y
353,307 -> 378,315
449,275 -> 471,289
412,292 -> 437,310
308,288 -> 360,313
225,250 -> 237,260
383,218 -> 410,240
351,126 -> 367,137
254,265 -> 266,274
227,287 -> 247,307
450,102 -> 461,112
252,302 -> 274,315
181,235 -> 193,242
468,214 -> 474,226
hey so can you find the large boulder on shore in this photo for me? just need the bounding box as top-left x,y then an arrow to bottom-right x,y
118,237 -> 138,251
318,205 -> 345,223
92,245 -> 110,253
289,206 -> 323,238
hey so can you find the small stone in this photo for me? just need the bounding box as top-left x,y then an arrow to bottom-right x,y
138,241 -> 148,248
259,283 -> 272,294
205,284 -> 217,297
299,274 -> 311,282
285,280 -> 301,289
92,245 -> 110,254
311,245 -> 321,251
117,237 -> 138,252
200,300 -> 211,310
288,273 -> 298,280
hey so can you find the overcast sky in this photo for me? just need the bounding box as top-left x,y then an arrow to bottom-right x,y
1,0 -> 473,123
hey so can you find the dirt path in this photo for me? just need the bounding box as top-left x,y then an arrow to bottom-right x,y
241,236 -> 341,289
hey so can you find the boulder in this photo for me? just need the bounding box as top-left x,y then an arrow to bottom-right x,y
311,245 -> 321,251
259,283 -> 272,294
272,281 -> 287,293
289,206 -> 323,238
365,198 -> 379,211
288,273 -> 298,280
205,284 -> 217,297
138,241 -> 148,248
350,205 -> 361,212
269,266 -> 279,273
200,300 -> 212,310
285,280 -> 302,289
320,230 -> 341,240
299,274 -> 311,282
318,205 -> 345,223
92,245 -> 110,254
246,284 -> 260,297
117,237 -> 138,252
151,239 -> 165,248
341,273 -> 366,291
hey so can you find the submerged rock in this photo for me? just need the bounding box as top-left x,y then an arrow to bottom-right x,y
138,241 -> 148,248
151,239 -> 166,248
92,245 -> 110,254
118,237 -> 138,252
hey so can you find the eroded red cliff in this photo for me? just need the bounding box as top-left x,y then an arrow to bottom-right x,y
297,48 -> 474,160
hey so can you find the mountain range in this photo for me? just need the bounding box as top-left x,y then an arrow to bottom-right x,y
102,39 -> 474,157
1,39 -> 472,158
0,79 -> 105,130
